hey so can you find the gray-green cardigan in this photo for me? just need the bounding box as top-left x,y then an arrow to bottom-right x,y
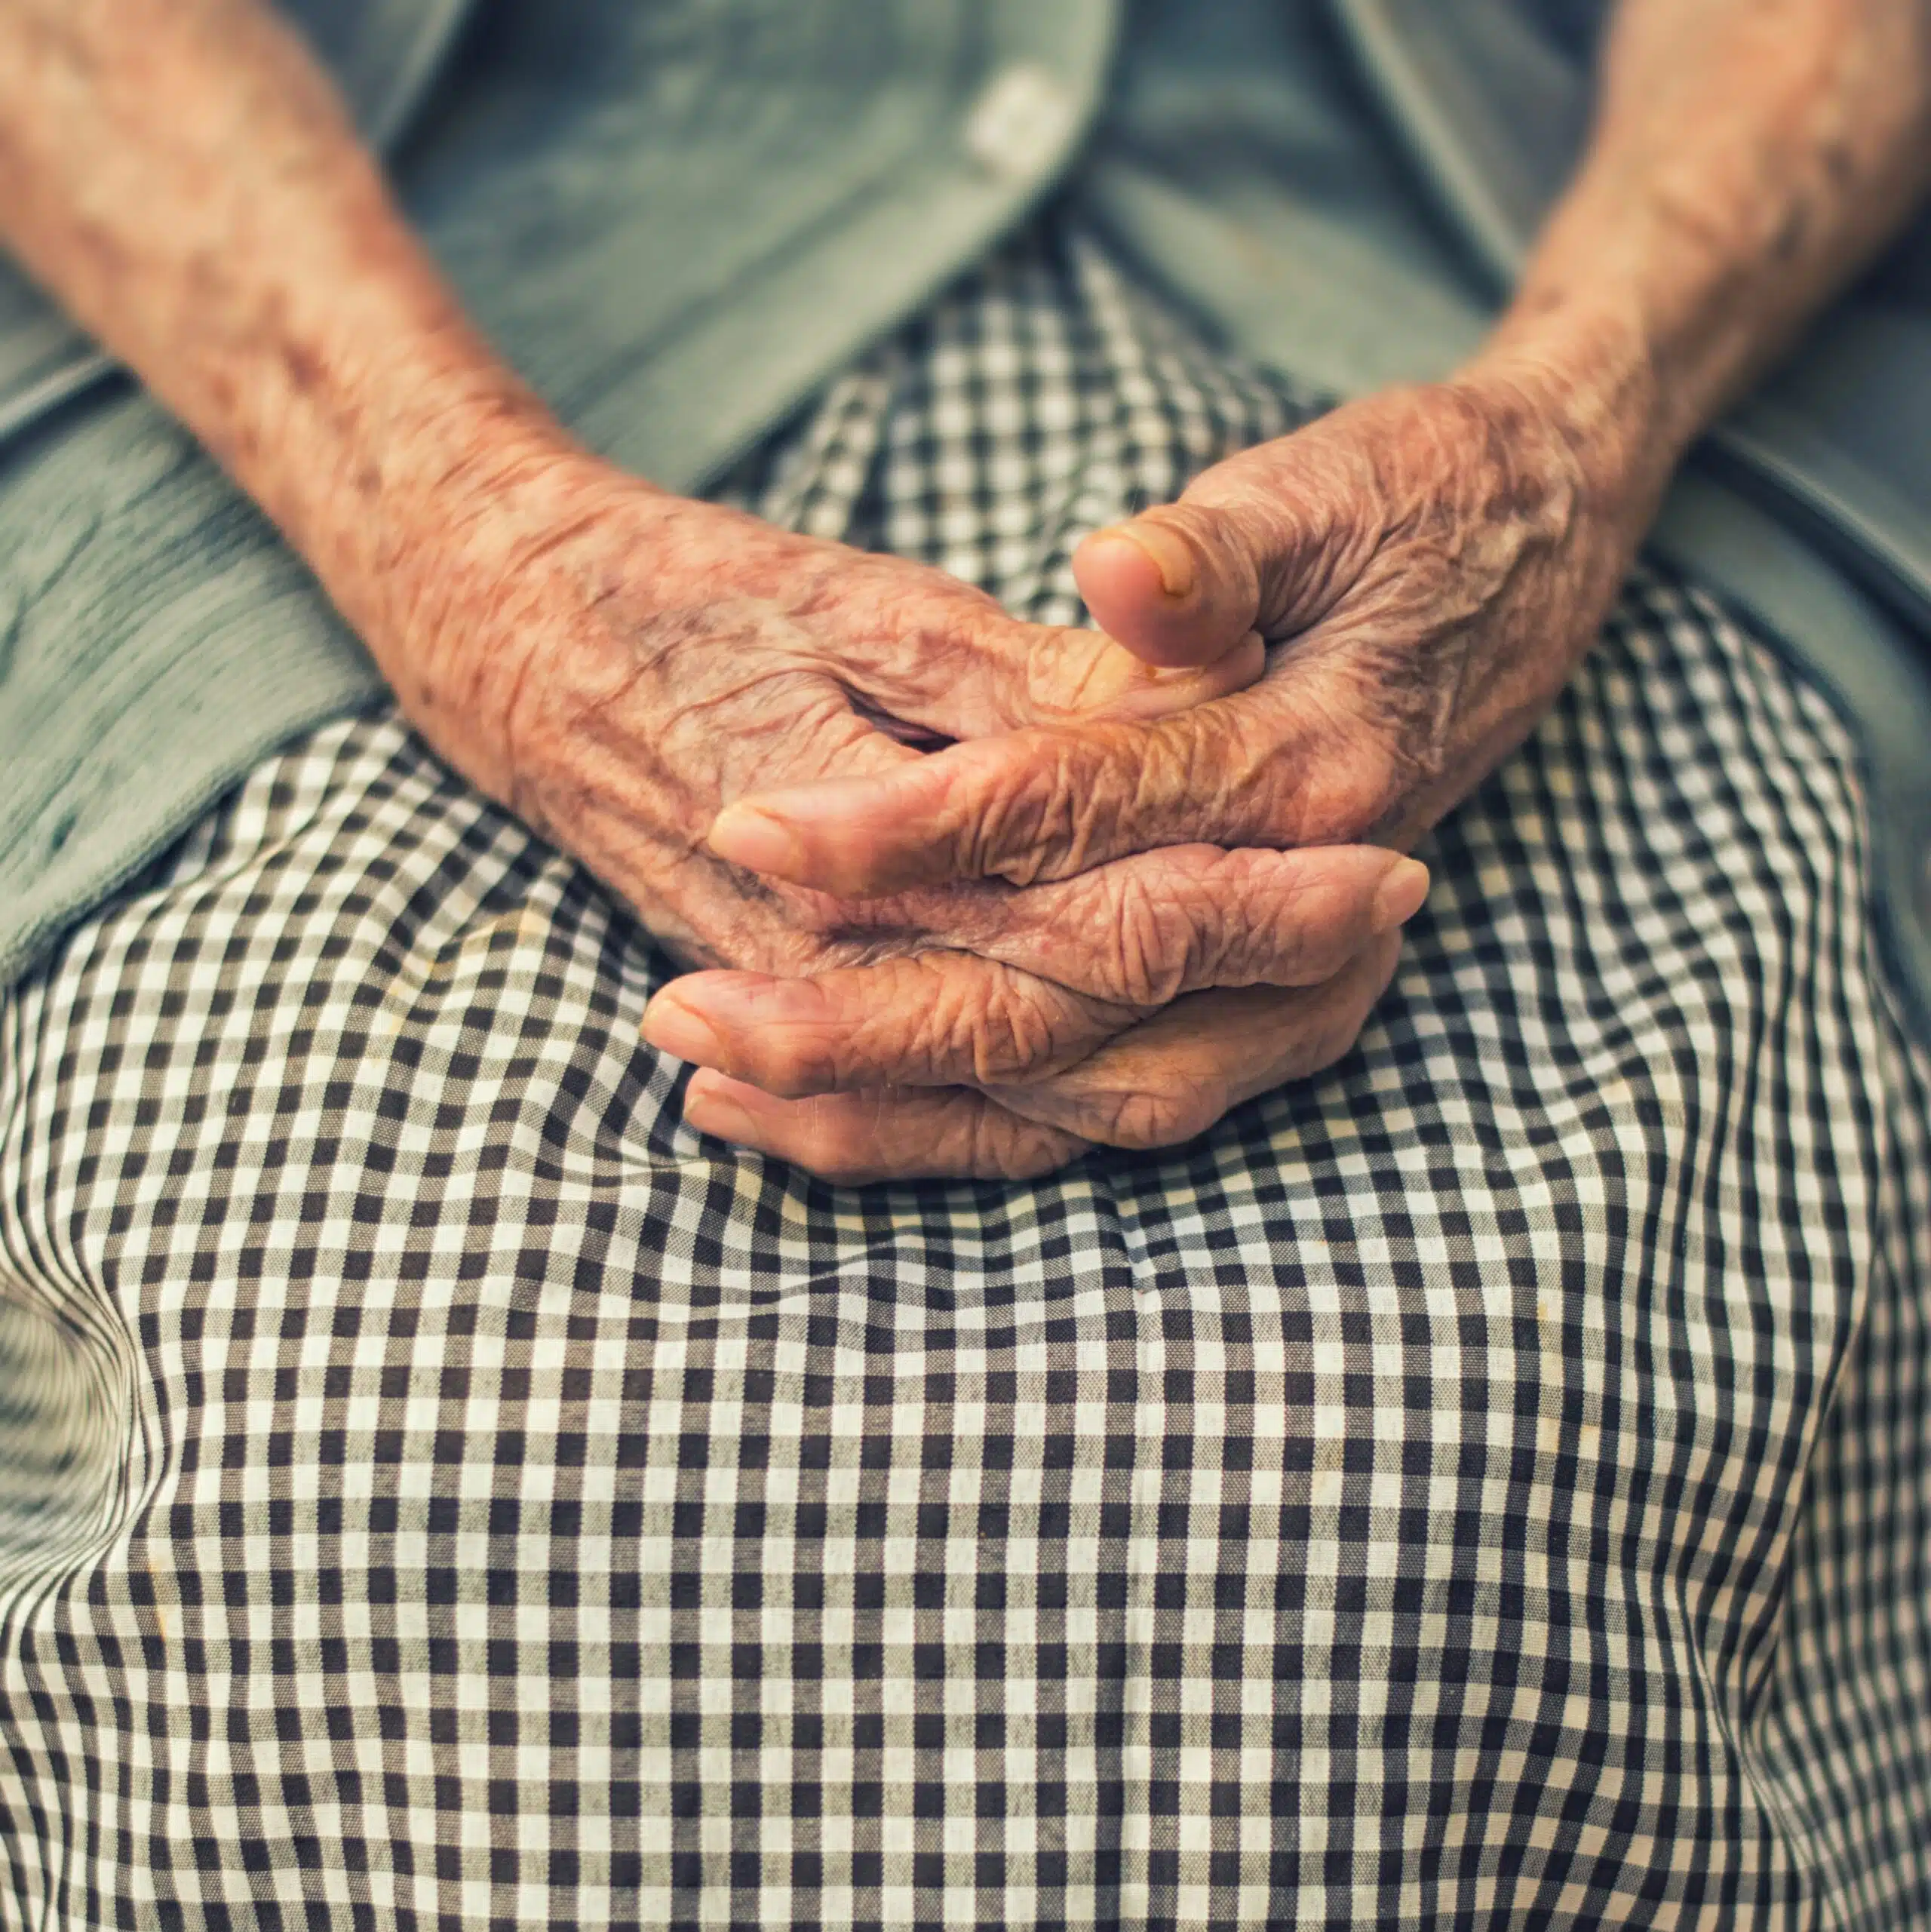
2,0 -> 1926,1030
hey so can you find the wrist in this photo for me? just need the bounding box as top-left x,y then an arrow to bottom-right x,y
348,434 -> 682,797
1456,301 -> 1684,554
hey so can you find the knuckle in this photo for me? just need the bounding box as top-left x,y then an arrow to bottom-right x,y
931,981 -> 1015,1083
1097,874 -> 1190,1007
978,711 -> 1245,885
1280,739 -> 1403,845
1177,708 -> 1277,844
960,1106 -> 1027,1179
1165,852 -> 1339,994
979,992 -> 1083,1084
966,733 -> 1121,887
919,969 -> 1079,1084
912,992 -> 985,1078
1211,855 -> 1322,986
1257,680 -> 1404,842
953,1087 -> 1088,1177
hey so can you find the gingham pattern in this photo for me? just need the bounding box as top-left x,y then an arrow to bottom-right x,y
2,224 -> 1929,1930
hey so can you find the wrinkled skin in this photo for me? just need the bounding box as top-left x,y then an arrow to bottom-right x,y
708,369 -> 1648,891
386,453 -> 1425,1182
5,0 -> 1919,1188
677,366 -> 1654,1175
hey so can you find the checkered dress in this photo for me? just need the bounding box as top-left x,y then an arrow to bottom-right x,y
2,224 -> 1929,1930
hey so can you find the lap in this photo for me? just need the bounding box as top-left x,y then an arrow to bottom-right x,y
2,224 -> 1928,1929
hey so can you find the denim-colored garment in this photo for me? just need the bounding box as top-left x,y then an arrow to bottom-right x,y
1,0 -> 1927,1026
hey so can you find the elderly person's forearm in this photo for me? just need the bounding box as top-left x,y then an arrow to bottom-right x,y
0,0 -> 565,646
1486,0 -> 1931,490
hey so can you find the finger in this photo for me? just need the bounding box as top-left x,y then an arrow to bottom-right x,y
903,843 -> 1426,997
706,682 -> 1386,895
648,957 -> 1119,1095
1071,424 -> 1372,670
705,715 -> 1242,897
641,846 -> 1428,1094
681,1070 -> 1089,1185
982,932 -> 1403,1149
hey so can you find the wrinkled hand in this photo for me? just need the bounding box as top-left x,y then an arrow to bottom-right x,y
387,449 -> 1426,1180
705,364 -> 1649,895
711,363 -> 1645,889
675,366 -> 1649,1173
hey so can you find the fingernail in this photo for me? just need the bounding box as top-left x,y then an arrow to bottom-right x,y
684,1077 -> 759,1144
641,997 -> 725,1069
1371,857 -> 1431,934
708,804 -> 804,877
1094,521 -> 1196,599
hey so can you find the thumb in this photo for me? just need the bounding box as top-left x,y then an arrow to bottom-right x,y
1073,450 -> 1352,670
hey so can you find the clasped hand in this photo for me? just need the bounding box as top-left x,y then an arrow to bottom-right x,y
412,367 -> 1636,1183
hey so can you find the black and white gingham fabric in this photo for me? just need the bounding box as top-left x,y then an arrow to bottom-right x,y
2,224 -> 1929,1929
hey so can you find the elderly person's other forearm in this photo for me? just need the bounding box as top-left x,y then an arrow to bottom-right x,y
1491,0 -> 1931,489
